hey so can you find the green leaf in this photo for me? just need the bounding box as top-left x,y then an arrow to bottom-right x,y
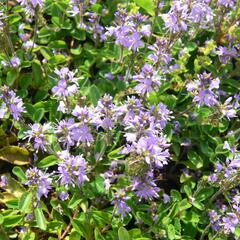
33,108 -> 45,122
118,227 -> 130,240
0,146 -> 29,165
3,215 -> 22,227
49,40 -> 67,49
167,224 -> 175,240
32,60 -> 42,85
25,103 -> 35,120
20,73 -> 32,89
34,208 -> 47,230
170,190 -> 182,202
37,155 -> 60,168
195,188 -> 214,202
12,166 -> 27,181
6,69 -> 18,86
187,150 -> 203,169
72,219 -> 92,239
69,193 -> 81,209
0,214 -> 3,224
92,210 -> 111,227
108,146 -> 125,159
70,46 -> 82,55
86,85 -> 101,106
133,0 -> 155,16
19,192 -> 32,213
178,199 -> 192,212
94,228 -> 105,240
49,55 -> 67,65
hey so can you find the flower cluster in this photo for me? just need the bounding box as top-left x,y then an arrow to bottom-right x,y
17,0 -> 45,16
0,86 -> 25,120
105,9 -> 151,52
25,167 -> 52,200
58,151 -> 88,187
186,72 -> 220,107
52,67 -> 79,113
209,195 -> 240,235
163,0 -> 214,33
133,64 -> 163,95
24,123 -> 51,152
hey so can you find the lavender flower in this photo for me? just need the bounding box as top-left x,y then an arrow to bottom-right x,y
24,123 -> 51,152
0,175 -> 8,188
222,213 -> 239,234
59,191 -> 69,201
105,10 -> 150,52
55,118 -> 76,148
216,46 -> 238,64
17,0 -> 45,16
186,72 -> 220,107
1,56 -> 21,68
218,0 -> 236,8
133,64 -> 162,95
132,172 -> 160,200
26,167 -> 52,199
0,86 -> 25,120
92,94 -> 116,130
51,67 -> 79,113
164,0 -> 214,33
70,123 -> 93,146
112,189 -> 131,218
58,151 -> 89,187
148,38 -> 172,66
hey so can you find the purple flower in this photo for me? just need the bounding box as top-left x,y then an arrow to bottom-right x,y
24,123 -> 51,152
186,72 -> 220,107
55,118 -> 76,147
132,172 -> 160,200
133,135 -> 170,168
216,46 -> 238,64
26,167 -> 52,200
163,193 -> 171,203
133,64 -> 162,95
0,86 -> 25,120
105,10 -> 149,52
71,123 -> 93,146
17,0 -> 45,15
221,97 -> 237,119
208,173 -> 218,183
112,189 -> 131,218
209,210 -> 221,231
148,38 -> 172,65
222,213 -> 239,234
0,175 -> 8,188
52,78 -> 78,98
59,191 -> 69,201
58,152 -> 88,187
218,0 -> 236,8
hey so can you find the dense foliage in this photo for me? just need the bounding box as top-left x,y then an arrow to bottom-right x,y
0,0 -> 239,239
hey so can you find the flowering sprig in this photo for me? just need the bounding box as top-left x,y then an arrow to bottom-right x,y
0,86 -> 25,120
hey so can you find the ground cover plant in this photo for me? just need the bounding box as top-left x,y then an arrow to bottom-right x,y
0,0 -> 239,239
